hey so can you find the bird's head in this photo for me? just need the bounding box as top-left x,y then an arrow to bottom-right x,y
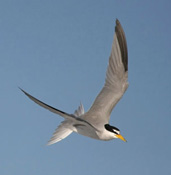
104,124 -> 127,142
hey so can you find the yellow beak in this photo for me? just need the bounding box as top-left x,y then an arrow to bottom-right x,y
116,134 -> 127,142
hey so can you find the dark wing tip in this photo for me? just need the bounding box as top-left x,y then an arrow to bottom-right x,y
19,87 -> 30,97
18,87 -> 26,94
116,18 -> 120,25
19,87 -> 69,117
115,19 -> 128,72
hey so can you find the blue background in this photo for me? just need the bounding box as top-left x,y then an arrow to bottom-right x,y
1,0 -> 171,174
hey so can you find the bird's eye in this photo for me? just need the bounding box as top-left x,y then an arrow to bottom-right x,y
113,129 -> 120,135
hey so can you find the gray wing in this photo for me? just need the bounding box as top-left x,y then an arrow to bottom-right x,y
19,88 -> 75,120
20,88 -> 96,129
83,19 -> 128,126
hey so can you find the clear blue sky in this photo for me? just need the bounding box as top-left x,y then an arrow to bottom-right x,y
1,0 -> 171,174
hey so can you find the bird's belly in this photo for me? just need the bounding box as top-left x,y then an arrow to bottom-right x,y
96,129 -> 116,141
73,125 -> 100,140
74,125 -> 115,141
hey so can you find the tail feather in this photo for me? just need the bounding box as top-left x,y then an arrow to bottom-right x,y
47,121 -> 73,145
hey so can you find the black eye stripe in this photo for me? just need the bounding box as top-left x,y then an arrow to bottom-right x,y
112,126 -> 120,131
113,130 -> 118,134
104,124 -> 120,133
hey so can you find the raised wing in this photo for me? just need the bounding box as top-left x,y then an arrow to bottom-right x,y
83,19 -> 128,126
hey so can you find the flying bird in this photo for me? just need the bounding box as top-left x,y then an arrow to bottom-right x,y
20,19 -> 128,145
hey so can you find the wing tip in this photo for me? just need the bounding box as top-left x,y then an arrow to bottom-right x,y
115,19 -> 128,72
19,87 -> 33,99
115,18 -> 120,25
18,86 -> 24,93
19,87 -> 30,96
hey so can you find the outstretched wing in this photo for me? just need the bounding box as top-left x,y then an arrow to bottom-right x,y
83,19 -> 128,126
20,88 -> 96,130
19,88 -> 75,120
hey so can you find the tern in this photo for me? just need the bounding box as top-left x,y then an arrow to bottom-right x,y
20,19 -> 128,145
